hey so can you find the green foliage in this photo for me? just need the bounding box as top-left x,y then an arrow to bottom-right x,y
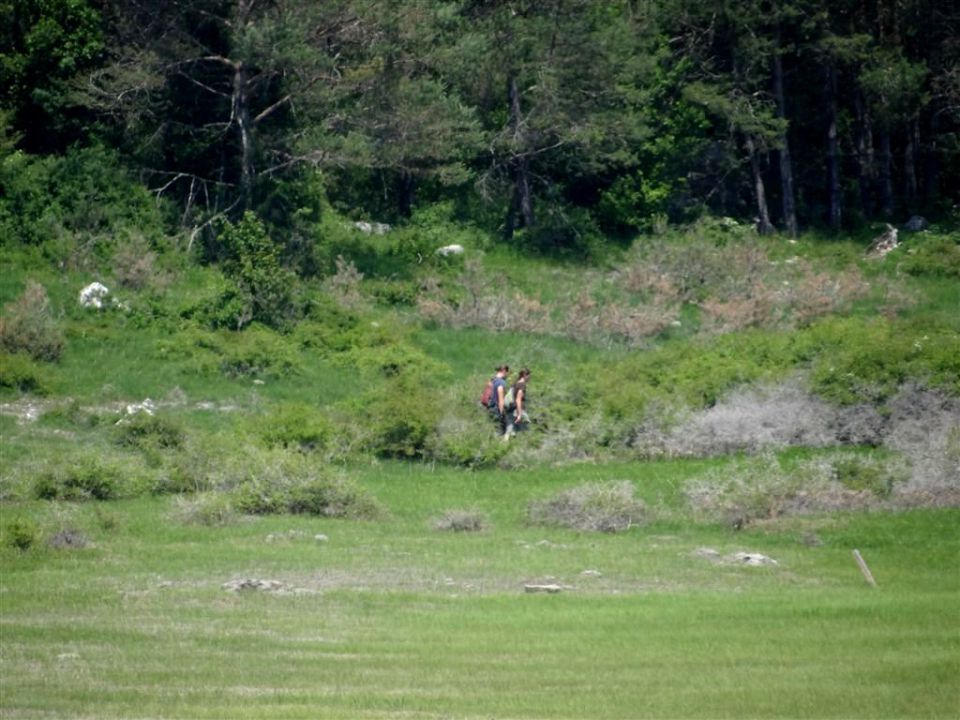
33,457 -> 124,501
808,317 -> 960,404
3,516 -> 41,552
232,458 -> 380,518
313,203 -> 483,281
158,324 -> 303,379
358,373 -> 436,459
257,402 -> 334,452
0,280 -> 65,361
0,146 -> 166,254
0,0 -> 104,149
0,351 -> 54,393
898,233 -> 960,279
832,455 -> 905,498
214,212 -> 299,330
425,415 -> 510,469
113,413 -> 186,452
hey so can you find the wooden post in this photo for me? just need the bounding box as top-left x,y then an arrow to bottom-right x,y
853,549 -> 878,588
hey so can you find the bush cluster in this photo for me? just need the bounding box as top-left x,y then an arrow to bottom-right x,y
0,280 -> 65,361
683,451 -> 911,526
527,481 -> 647,533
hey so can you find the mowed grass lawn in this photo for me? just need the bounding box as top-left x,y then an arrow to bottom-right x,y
1,461 -> 958,719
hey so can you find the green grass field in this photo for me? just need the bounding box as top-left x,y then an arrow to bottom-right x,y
2,461 -> 957,719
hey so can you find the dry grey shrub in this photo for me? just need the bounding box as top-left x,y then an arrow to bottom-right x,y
527,481 -> 647,532
630,377 -> 894,459
654,380 -> 842,457
49,528 -> 90,549
112,233 -> 168,291
432,509 -> 489,532
170,492 -> 237,526
883,384 -> 960,507
0,280 -> 65,361
417,258 -> 548,333
324,255 -> 366,310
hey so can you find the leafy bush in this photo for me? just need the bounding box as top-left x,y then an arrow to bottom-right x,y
233,460 -> 381,518
257,403 -> 334,452
0,146 -> 167,256
212,211 -> 299,330
4,516 -> 41,552
0,351 -> 54,393
114,413 -> 186,451
425,413 -> 510,469
898,234 -> 960,278
0,280 -> 65,361
158,325 -> 303,379
357,374 -> 436,459
33,457 -> 125,501
527,481 -> 647,533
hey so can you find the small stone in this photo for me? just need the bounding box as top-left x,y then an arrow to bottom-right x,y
314,534 -> 329,543
524,584 -> 565,594
729,552 -> 778,567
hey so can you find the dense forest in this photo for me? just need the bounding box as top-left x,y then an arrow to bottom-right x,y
2,0 -> 958,257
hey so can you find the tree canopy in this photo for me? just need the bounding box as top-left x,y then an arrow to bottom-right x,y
2,0 -> 957,252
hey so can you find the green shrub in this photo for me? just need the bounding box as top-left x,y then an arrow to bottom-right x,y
0,280 -> 65,361
832,455 -> 904,498
425,414 -> 510,469
4,516 -> 41,552
899,234 -> 960,279
214,211 -> 300,330
257,403 -> 334,452
34,458 -> 124,501
114,413 -> 185,451
0,146 -> 167,254
358,374 -> 436,459
158,325 -> 302,379
231,455 -> 380,518
0,351 -> 53,393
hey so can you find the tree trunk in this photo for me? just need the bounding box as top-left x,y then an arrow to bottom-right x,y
397,170 -> 415,218
904,116 -> 919,211
826,62 -> 842,232
853,90 -> 876,218
772,41 -> 797,236
505,71 -> 534,236
879,128 -> 894,218
924,109 -> 940,207
232,61 -> 254,211
746,134 -> 774,235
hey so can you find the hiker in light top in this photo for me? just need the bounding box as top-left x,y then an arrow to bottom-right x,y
487,364 -> 510,434
505,368 -> 531,437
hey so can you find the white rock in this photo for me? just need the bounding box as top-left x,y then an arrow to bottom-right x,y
79,282 -> 110,309
125,398 -> 156,416
524,583 -> 566,594
353,221 -> 391,235
729,552 -> 778,567
436,244 -> 465,257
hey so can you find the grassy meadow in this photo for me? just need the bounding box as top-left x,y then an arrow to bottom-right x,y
2,213 -> 959,718
1,462 -> 958,719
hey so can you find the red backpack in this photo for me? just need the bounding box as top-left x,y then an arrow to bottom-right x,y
479,378 -> 494,407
